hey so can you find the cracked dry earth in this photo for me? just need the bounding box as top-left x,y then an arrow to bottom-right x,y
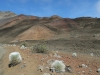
0,45 -> 100,75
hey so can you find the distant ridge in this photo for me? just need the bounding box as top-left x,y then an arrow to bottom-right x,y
0,11 -> 16,19
0,11 -> 100,43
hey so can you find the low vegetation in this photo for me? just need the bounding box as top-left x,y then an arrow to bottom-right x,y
8,52 -> 22,68
31,44 -> 49,54
51,60 -> 65,73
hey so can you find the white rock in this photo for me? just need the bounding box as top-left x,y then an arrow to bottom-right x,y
54,53 -> 58,57
90,53 -> 94,56
47,59 -> 55,65
45,66 -> 49,69
37,65 -> 44,72
97,68 -> 100,73
13,44 -> 16,46
81,64 -> 87,68
43,73 -> 51,75
20,45 -> 26,49
54,53 -> 61,58
72,53 -> 77,57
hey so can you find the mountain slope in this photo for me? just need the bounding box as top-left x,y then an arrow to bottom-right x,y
16,25 -> 56,41
0,14 -> 79,43
0,12 -> 100,43
0,11 -> 16,19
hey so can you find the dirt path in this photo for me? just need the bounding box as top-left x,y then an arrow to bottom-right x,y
0,45 -> 6,59
0,44 -> 7,75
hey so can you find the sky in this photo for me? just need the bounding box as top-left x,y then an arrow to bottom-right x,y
0,0 -> 100,18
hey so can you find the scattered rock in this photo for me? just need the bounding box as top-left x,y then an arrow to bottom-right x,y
82,71 -> 85,74
49,67 -> 55,73
97,68 -> 100,73
20,45 -> 27,49
90,53 -> 94,56
77,72 -> 80,75
41,58 -> 45,62
72,53 -> 77,57
47,59 -> 55,65
45,66 -> 49,69
43,73 -> 51,75
23,62 -> 26,64
20,64 -> 26,69
54,53 -> 58,57
89,70 -> 92,72
37,65 -> 44,72
13,44 -> 16,46
81,64 -> 88,68
54,53 -> 61,58
65,66 -> 73,73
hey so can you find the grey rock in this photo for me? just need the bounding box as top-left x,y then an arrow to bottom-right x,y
65,66 -> 73,73
97,68 -> 100,73
20,64 -> 26,69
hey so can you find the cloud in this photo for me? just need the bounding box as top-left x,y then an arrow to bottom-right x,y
96,0 -> 100,13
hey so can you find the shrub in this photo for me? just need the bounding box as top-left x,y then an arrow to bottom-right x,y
9,52 -> 22,67
51,60 -> 65,73
31,44 -> 49,54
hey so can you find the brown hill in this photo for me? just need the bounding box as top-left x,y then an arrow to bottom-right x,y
73,17 -> 100,28
0,14 -> 79,43
0,14 -> 100,43
15,25 -> 56,41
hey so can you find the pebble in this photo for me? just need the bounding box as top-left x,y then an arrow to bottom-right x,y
23,62 -> 26,64
81,64 -> 88,68
49,67 -> 55,73
77,72 -> 80,75
72,53 -> 77,57
97,68 -> 100,73
20,64 -> 26,69
37,65 -> 44,72
65,66 -> 73,73
89,70 -> 92,72
90,53 -> 94,56
43,73 -> 51,75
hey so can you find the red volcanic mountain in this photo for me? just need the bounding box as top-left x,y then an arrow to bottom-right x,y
0,11 -> 100,43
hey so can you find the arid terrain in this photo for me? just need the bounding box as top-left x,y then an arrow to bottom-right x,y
0,11 -> 100,75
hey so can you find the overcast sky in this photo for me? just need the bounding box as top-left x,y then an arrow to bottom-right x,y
0,0 -> 100,18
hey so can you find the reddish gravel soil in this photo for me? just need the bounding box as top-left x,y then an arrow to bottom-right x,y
0,46 -> 100,75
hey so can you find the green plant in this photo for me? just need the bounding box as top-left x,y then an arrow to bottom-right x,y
31,44 -> 49,54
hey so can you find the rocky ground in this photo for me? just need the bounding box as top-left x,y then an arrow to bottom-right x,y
0,43 -> 100,75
